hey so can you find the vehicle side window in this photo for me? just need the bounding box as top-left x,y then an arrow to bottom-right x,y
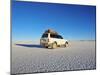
57,35 -> 63,39
50,34 -> 57,38
50,34 -> 63,39
54,35 -> 58,38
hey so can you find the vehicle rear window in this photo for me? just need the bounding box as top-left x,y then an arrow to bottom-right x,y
42,34 -> 48,38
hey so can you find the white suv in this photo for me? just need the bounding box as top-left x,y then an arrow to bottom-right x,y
40,32 -> 68,49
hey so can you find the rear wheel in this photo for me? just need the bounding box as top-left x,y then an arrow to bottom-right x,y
45,46 -> 48,48
52,42 -> 57,49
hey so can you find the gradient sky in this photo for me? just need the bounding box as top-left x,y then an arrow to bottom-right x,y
12,1 -> 96,41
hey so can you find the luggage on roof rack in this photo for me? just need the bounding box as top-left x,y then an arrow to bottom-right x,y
44,29 -> 58,35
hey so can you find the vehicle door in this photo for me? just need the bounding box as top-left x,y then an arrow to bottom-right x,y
58,35 -> 65,45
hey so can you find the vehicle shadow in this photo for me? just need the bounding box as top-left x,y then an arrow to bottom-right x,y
15,44 -> 43,48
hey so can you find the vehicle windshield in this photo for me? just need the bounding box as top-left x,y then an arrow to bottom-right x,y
42,34 -> 48,38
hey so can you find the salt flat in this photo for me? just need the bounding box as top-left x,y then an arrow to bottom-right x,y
11,41 -> 96,74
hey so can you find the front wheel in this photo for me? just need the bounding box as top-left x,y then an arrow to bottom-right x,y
64,42 -> 68,47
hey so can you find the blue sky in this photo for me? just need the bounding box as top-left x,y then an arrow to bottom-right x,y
12,1 -> 96,41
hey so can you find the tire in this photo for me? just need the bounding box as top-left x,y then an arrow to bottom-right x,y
45,46 -> 48,48
52,42 -> 57,49
64,42 -> 68,47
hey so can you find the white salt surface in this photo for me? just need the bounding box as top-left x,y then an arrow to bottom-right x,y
11,41 -> 96,74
